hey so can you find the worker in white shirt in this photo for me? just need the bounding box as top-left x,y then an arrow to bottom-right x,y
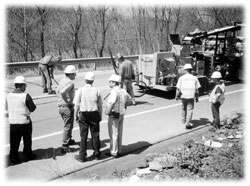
176,63 -> 201,129
57,65 -> 77,153
74,72 -> 103,163
105,74 -> 132,158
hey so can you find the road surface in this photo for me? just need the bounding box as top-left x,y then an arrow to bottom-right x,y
3,69 -> 245,181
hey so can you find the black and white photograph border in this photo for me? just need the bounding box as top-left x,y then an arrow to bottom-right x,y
0,0 -> 249,185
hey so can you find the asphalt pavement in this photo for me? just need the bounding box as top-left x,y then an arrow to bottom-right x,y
3,70 -> 245,182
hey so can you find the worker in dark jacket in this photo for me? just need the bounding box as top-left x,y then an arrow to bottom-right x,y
38,55 -> 62,94
116,53 -> 136,105
6,76 -> 37,165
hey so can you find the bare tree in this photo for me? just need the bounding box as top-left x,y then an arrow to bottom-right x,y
67,6 -> 84,58
86,6 -> 115,57
37,6 -> 50,57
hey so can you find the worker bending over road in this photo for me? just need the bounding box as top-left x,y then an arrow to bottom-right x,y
38,55 -> 62,94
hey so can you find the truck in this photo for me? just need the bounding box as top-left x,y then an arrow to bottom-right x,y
134,23 -> 244,96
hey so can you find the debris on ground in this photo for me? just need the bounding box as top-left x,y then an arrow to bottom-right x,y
116,110 -> 244,181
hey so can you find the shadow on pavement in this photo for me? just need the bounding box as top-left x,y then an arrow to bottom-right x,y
146,89 -> 176,100
5,146 -> 78,168
191,118 -> 210,129
122,141 -> 152,155
98,141 -> 152,160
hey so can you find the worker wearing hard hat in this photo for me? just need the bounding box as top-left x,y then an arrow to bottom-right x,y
208,71 -> 225,129
116,53 -> 136,105
105,74 -> 132,158
176,63 -> 201,129
38,55 -> 62,94
73,72 -> 103,163
56,65 -> 77,153
5,76 -> 37,165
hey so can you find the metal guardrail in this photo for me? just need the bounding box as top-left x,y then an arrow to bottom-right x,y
5,55 -> 139,68
5,55 -> 139,78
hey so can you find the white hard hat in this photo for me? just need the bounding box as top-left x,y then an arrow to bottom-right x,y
85,72 -> 95,81
109,74 -> 121,83
14,76 -> 26,84
64,65 -> 77,74
211,71 -> 222,78
183,63 -> 193,70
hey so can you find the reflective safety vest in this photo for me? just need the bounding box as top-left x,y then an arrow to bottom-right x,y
209,83 -> 225,104
7,92 -> 31,124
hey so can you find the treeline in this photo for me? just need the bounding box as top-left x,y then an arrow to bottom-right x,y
7,5 -> 243,62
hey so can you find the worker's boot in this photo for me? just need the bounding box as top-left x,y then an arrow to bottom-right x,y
61,144 -> 70,153
48,90 -> 56,95
43,88 -> 48,93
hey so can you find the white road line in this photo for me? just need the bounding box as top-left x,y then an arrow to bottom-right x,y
4,89 -> 245,148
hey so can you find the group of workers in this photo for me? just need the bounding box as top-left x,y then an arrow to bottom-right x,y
175,63 -> 225,130
5,53 -> 225,165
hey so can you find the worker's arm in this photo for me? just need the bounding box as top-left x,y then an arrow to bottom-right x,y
105,89 -> 117,115
5,99 -> 8,117
26,94 -> 37,112
214,86 -> 223,102
105,102 -> 115,115
175,88 -> 182,100
195,89 -> 199,102
73,88 -> 81,121
97,90 -> 103,120
75,105 -> 80,121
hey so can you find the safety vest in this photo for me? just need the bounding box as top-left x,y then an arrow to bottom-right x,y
7,92 -> 31,124
209,83 -> 225,104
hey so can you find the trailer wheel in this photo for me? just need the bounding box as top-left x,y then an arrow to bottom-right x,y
132,80 -> 147,97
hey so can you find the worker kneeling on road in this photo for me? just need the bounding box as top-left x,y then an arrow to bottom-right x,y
208,71 -> 225,130
105,74 -> 132,158
6,76 -> 37,165
175,63 -> 201,129
74,72 -> 103,163
57,65 -> 77,153
38,55 -> 62,94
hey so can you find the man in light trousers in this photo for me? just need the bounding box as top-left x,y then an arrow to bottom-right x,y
176,63 -> 201,129
105,74 -> 132,158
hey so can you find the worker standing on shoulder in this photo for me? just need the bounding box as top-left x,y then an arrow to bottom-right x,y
116,53 -> 136,105
74,72 -> 103,163
38,55 -> 62,94
6,76 -> 37,165
175,63 -> 201,129
57,65 -> 77,153
105,74 -> 132,158
208,71 -> 225,129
